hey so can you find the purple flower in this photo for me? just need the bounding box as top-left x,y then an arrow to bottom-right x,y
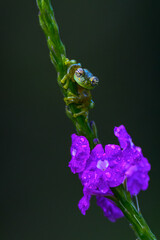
114,125 -> 133,149
80,143 -> 125,194
126,157 -> 151,195
96,196 -> 124,222
69,134 -> 90,173
69,125 -> 151,221
115,125 -> 151,195
78,188 -> 91,215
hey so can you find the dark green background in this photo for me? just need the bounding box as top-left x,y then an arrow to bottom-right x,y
1,0 -> 160,239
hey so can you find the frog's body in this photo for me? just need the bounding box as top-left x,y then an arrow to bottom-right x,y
61,60 -> 99,120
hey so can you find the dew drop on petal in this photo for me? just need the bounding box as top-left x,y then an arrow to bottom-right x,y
97,160 -> 109,171
72,148 -> 77,156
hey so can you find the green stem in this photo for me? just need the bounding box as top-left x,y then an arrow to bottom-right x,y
111,185 -> 156,240
36,1 -> 157,239
37,0 -> 95,148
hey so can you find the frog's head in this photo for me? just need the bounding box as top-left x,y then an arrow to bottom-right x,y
74,68 -> 99,90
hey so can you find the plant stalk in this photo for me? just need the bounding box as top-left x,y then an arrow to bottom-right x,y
36,1 -> 157,239
111,185 -> 156,240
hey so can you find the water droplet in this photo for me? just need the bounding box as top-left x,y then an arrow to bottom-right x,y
72,148 -> 77,156
97,160 -> 109,171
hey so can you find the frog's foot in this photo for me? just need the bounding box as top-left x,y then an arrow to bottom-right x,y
73,110 -> 88,122
64,96 -> 78,105
64,92 -> 81,105
76,103 -> 90,112
74,103 -> 90,121
65,106 -> 88,122
63,79 -> 70,89
61,74 -> 70,89
61,74 -> 67,84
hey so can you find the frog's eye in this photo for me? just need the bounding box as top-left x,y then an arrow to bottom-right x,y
90,76 -> 99,86
75,68 -> 84,77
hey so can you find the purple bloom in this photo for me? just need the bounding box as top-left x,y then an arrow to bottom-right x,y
69,125 -> 151,221
114,125 -> 133,149
115,125 -> 151,195
78,188 -> 91,215
80,143 -> 125,194
69,134 -> 90,173
96,196 -> 124,222
126,157 -> 151,195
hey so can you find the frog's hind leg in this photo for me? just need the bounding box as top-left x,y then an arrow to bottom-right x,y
75,105 -> 89,121
61,58 -> 76,89
64,92 -> 80,105
73,110 -> 88,122
65,105 -> 88,122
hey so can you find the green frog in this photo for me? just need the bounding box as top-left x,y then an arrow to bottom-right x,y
61,59 -> 99,120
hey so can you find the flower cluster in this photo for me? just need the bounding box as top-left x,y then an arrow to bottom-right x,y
69,125 -> 151,222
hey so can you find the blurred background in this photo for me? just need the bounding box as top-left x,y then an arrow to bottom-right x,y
1,0 -> 160,239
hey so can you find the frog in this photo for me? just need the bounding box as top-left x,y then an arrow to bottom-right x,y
61,59 -> 99,120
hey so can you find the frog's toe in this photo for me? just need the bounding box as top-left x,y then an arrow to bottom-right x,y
61,76 -> 67,84
63,81 -> 69,89
73,110 -> 88,122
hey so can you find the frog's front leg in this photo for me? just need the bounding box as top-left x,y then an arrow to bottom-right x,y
61,74 -> 70,89
61,61 -> 81,90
